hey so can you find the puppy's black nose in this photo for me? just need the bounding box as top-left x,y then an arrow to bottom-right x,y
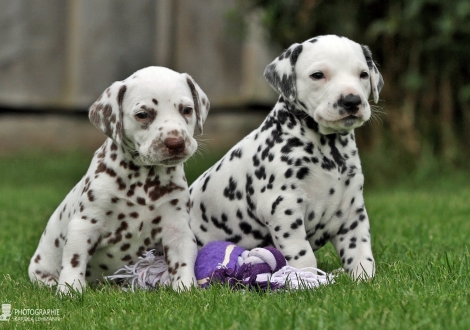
339,94 -> 362,114
164,137 -> 185,154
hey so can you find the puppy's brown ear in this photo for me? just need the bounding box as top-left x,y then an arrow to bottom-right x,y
264,43 -> 303,102
89,81 -> 127,145
183,73 -> 210,134
361,45 -> 384,103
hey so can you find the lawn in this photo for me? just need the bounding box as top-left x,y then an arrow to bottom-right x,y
0,150 -> 469,329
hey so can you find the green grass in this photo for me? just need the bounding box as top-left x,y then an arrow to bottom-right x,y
0,150 -> 469,329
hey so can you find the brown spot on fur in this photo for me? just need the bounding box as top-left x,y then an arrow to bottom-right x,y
164,245 -> 170,263
99,264 -> 109,271
136,246 -> 146,256
96,162 -> 116,177
87,190 -> 95,202
152,98 -> 158,105
116,177 -> 126,190
55,239 -> 59,248
144,176 -> 185,202
129,212 -> 139,218
152,216 -> 161,224
88,237 -> 102,256
151,228 -> 161,239
136,197 -> 146,205
120,243 -> 131,251
118,85 -> 127,107
34,254 -> 41,263
170,199 -> 178,206
71,254 -> 80,267
121,255 -> 132,262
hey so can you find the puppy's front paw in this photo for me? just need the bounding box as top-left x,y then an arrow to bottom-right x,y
56,279 -> 86,296
349,262 -> 375,282
171,275 -> 196,292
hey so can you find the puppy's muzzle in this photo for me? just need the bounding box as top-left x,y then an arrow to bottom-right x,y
338,94 -> 362,115
164,137 -> 186,155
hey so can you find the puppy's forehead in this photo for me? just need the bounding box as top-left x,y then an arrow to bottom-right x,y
299,36 -> 366,65
124,71 -> 192,105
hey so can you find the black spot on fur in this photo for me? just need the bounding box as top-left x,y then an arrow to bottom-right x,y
271,196 -> 284,215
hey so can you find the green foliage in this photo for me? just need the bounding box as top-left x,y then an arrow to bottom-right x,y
1,152 -> 470,329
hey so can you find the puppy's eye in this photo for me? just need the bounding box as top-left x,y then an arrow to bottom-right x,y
135,112 -> 149,120
182,107 -> 193,115
310,72 -> 325,80
360,71 -> 369,79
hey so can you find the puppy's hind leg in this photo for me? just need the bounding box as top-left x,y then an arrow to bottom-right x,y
56,217 -> 101,294
28,211 -> 63,287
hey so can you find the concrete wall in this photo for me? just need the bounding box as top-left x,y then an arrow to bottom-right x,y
0,0 -> 277,110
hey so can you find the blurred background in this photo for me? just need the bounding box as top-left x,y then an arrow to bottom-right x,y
1,0 -> 469,187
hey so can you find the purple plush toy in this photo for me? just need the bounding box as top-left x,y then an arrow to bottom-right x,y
195,241 -> 287,289
108,241 -> 334,291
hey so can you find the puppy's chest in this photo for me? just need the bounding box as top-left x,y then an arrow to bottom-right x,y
271,130 -> 362,240
90,166 -> 187,247
300,141 -> 363,248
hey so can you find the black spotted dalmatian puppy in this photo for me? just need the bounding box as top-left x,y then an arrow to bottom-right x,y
29,66 -> 210,293
189,35 -> 384,280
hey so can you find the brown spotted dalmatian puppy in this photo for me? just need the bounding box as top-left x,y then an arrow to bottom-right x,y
189,35 -> 384,280
29,66 -> 209,293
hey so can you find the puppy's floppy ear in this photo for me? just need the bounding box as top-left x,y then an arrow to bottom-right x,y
183,73 -> 210,134
361,45 -> 384,103
89,80 -> 127,145
264,43 -> 303,102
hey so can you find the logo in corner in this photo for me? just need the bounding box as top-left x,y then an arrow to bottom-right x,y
0,304 -> 11,322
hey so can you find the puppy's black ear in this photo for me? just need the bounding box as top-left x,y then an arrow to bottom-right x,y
263,43 -> 303,102
183,73 -> 210,134
361,45 -> 384,103
89,81 -> 127,145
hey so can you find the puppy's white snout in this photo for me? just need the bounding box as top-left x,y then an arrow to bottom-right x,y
338,94 -> 362,115
164,136 -> 185,155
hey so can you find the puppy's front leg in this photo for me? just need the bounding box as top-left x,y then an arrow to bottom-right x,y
266,193 -> 317,270
331,204 -> 375,280
158,198 -> 197,291
57,218 -> 101,294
